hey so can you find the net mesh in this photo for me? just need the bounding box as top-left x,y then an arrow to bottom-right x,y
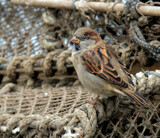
0,1 -> 44,59
0,85 -> 90,116
0,0 -> 160,137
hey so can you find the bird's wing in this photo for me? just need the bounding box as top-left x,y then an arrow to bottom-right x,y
81,42 -> 134,89
80,41 -> 147,105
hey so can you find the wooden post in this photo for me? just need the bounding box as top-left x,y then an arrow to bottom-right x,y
11,0 -> 160,17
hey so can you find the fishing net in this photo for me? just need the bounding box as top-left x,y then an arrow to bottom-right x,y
0,0 -> 160,137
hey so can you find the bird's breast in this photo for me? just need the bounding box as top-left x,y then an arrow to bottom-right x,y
73,59 -> 114,96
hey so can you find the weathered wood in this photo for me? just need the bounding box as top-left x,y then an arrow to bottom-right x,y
11,0 -> 160,17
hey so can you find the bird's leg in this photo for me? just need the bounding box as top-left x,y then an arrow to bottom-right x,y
85,96 -> 102,110
85,96 -> 99,105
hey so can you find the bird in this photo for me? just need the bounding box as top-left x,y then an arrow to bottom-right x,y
70,27 -> 147,105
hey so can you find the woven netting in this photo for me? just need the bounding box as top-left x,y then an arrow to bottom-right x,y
0,0 -> 160,137
1,0 -> 160,86
0,71 -> 160,137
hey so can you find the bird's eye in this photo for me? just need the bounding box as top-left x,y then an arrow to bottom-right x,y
83,35 -> 86,40
75,44 -> 80,51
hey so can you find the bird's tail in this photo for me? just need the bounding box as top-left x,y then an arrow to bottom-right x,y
122,90 -> 147,105
114,88 -> 147,105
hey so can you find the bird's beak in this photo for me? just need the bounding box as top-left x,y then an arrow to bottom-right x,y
70,37 -> 81,44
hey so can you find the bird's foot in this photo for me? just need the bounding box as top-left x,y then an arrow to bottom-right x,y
85,96 -> 102,110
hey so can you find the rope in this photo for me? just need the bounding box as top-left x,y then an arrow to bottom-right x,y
0,70 -> 159,136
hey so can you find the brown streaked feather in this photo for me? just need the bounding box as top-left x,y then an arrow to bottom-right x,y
121,89 -> 147,105
106,45 -> 135,86
81,41 -> 146,105
71,27 -> 146,105
81,42 -> 130,88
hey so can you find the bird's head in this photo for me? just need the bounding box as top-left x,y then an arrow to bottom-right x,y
70,27 -> 101,53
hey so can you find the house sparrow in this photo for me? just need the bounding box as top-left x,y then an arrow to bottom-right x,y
70,27 -> 147,105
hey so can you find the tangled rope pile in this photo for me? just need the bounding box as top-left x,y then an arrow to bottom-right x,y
0,70 -> 160,137
1,0 -> 160,86
0,0 -> 160,137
